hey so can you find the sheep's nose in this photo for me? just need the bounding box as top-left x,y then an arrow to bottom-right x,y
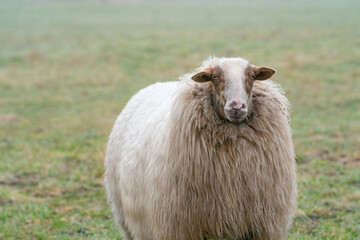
225,101 -> 248,118
229,101 -> 246,111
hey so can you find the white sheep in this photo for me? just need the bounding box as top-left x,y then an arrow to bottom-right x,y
105,56 -> 297,240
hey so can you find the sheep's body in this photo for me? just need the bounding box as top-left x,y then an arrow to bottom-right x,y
105,62 -> 297,240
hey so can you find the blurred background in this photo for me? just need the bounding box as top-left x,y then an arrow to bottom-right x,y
0,0 -> 359,239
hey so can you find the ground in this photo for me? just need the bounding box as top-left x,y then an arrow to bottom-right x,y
0,0 -> 359,239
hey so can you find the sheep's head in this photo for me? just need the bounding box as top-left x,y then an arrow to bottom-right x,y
191,57 -> 276,124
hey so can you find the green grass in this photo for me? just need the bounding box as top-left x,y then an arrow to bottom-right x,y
1,0 -> 359,239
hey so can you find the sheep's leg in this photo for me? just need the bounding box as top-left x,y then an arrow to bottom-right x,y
252,236 -> 270,240
252,234 -> 285,240
113,206 -> 134,240
120,220 -> 134,240
114,206 -> 134,240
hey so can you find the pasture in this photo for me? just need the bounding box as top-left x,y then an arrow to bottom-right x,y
0,0 -> 359,239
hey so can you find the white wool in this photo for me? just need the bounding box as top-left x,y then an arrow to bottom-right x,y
105,57 -> 297,240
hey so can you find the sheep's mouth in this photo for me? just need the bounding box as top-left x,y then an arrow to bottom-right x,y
225,110 -> 248,124
227,116 -> 247,124
226,114 -> 248,124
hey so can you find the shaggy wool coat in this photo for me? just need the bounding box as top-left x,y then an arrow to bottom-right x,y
105,77 -> 297,240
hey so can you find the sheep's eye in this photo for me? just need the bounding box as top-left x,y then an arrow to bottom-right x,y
250,74 -> 256,80
212,74 -> 218,80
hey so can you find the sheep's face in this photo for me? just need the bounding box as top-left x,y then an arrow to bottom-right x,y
191,58 -> 276,124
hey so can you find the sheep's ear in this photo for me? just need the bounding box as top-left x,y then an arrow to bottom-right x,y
191,67 -> 212,82
253,66 -> 276,81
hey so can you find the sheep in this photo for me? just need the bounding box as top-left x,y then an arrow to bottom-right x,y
105,56 -> 297,240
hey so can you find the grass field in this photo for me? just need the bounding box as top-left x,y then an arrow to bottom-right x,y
0,0 -> 359,239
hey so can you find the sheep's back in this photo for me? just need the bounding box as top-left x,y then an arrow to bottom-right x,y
105,81 -> 180,239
